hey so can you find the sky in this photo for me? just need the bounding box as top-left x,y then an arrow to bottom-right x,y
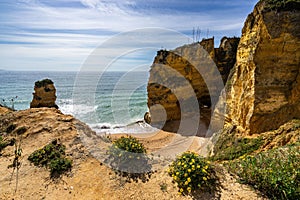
0,0 -> 258,71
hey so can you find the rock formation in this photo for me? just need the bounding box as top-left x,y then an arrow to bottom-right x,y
225,0 -> 300,134
30,79 -> 58,109
147,37 -> 239,134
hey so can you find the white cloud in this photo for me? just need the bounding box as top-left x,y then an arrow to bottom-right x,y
0,0 -> 257,71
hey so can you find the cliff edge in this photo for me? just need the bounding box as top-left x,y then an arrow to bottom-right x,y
225,0 -> 300,134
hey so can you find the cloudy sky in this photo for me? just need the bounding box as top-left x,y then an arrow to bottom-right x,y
0,0 -> 258,71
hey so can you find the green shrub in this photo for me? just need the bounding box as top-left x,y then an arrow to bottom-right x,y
212,126 -> 263,161
226,143 -> 300,199
28,139 -> 72,178
168,152 -> 216,195
213,137 -> 263,161
34,79 -> 54,88
105,136 -> 151,181
49,157 -> 72,178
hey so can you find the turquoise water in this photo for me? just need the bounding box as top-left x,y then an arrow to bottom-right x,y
0,71 -> 154,133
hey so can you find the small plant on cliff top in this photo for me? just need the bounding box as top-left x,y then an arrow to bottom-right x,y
262,0 -> 300,11
28,139 -> 72,178
105,136 -> 152,182
34,79 -> 54,88
168,151 -> 217,195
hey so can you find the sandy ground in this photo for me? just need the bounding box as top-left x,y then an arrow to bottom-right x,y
0,108 -> 267,200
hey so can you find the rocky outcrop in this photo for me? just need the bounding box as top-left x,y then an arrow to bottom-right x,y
225,1 -> 300,134
30,79 -> 58,109
147,37 -> 239,134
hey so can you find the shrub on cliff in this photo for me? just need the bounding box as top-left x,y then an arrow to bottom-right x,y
212,126 -> 263,161
226,143 -> 300,199
168,152 -> 217,195
105,136 -> 152,182
28,139 -> 72,178
34,79 -> 54,88
262,0 -> 300,11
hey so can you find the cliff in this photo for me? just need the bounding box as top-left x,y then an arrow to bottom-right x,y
0,108 -> 266,199
225,0 -> 300,134
147,37 -> 239,134
30,79 -> 58,109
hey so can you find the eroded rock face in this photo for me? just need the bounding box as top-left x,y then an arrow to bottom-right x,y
147,37 -> 239,134
30,79 -> 58,109
225,1 -> 300,134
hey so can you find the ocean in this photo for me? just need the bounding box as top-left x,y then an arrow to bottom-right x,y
0,70 -> 156,134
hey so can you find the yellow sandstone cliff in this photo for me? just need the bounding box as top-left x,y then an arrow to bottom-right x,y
225,1 -> 300,134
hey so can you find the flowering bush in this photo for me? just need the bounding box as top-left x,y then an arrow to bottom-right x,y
227,143 -> 300,199
105,136 -> 151,181
168,151 -> 216,195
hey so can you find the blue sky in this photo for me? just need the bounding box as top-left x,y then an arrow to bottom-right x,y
0,0 -> 258,71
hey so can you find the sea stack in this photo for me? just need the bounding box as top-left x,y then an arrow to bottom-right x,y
30,79 -> 58,109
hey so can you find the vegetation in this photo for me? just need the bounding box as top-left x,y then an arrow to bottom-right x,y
105,136 -> 152,182
168,152 -> 216,195
212,126 -> 263,161
262,0 -> 300,11
226,143 -> 300,199
34,79 -> 54,88
28,139 -> 72,178
0,136 -> 15,154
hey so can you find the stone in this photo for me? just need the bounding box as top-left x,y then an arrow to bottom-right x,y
225,1 -> 300,134
147,37 -> 239,135
30,79 -> 58,109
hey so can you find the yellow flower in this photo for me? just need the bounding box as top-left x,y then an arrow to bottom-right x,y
177,161 -> 181,166
188,169 -> 191,173
203,177 -> 207,181
184,181 -> 188,185
184,164 -> 187,168
180,188 -> 184,192
176,172 -> 179,175
202,169 -> 207,173
184,173 -> 188,177
173,176 -> 177,180
197,165 -> 200,169
204,165 -> 208,170
187,187 -> 192,193
187,177 -> 191,182
191,159 -> 195,163
206,161 -> 211,164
